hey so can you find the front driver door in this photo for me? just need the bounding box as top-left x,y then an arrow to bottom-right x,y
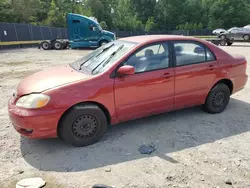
114,42 -> 174,122
88,23 -> 100,41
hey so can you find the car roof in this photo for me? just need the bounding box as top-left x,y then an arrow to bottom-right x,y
119,35 -> 204,44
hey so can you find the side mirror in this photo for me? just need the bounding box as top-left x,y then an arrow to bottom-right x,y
117,65 -> 135,76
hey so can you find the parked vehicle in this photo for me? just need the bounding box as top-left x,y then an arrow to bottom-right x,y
39,13 -> 116,50
9,35 -> 248,147
212,28 -> 227,35
219,27 -> 250,40
244,25 -> 250,29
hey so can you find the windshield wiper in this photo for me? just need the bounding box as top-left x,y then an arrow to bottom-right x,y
96,43 -> 114,57
91,44 -> 124,74
79,43 -> 115,70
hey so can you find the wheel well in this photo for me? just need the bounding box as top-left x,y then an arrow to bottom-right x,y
213,79 -> 233,94
99,39 -> 108,45
57,101 -> 111,136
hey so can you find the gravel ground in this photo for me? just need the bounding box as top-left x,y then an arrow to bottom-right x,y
0,43 -> 250,188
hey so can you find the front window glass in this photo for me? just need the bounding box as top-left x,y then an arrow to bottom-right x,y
70,41 -> 137,75
125,43 -> 169,73
97,24 -> 102,31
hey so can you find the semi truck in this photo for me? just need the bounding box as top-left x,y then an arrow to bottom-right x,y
39,13 -> 116,50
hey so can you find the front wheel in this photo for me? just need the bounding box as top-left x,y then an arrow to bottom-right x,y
220,40 -> 227,46
59,104 -> 108,147
220,35 -> 226,40
203,83 -> 230,114
99,40 -> 108,47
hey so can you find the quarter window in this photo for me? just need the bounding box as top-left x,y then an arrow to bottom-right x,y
206,47 -> 216,61
125,43 -> 169,73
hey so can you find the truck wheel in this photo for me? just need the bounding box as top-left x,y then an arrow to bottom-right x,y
203,83 -> 230,114
243,34 -> 250,40
53,41 -> 62,50
58,104 -> 108,147
220,40 -> 226,46
99,40 -> 108,47
220,35 -> 226,40
40,41 -> 51,50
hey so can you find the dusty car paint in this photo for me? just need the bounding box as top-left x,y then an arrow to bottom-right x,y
8,35 -> 248,139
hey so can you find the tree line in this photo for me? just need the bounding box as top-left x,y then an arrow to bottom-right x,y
1,0 -> 250,31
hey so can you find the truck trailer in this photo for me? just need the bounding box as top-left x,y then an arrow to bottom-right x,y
39,13 -> 116,50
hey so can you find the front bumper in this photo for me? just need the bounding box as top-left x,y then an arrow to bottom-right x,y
8,97 -> 65,139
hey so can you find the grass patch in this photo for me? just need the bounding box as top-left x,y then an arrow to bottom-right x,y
0,40 -> 41,46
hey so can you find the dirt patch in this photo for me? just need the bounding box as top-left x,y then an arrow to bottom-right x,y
2,61 -> 32,66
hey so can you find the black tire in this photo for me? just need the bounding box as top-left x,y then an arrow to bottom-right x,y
220,34 -> 226,40
53,41 -> 62,50
220,40 -> 226,46
203,83 -> 230,114
243,34 -> 250,41
99,40 -> 108,47
227,42 -> 233,46
40,41 -> 51,50
59,104 -> 108,147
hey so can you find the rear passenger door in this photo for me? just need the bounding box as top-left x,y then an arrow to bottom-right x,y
173,41 -> 218,110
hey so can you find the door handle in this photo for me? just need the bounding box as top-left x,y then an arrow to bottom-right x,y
163,72 -> 172,78
208,65 -> 214,71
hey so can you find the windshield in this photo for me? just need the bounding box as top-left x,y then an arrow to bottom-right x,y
70,41 -> 137,75
97,24 -> 102,31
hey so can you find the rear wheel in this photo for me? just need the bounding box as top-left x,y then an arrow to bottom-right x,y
243,34 -> 250,41
203,83 -> 230,114
53,41 -> 62,50
40,41 -> 51,50
59,104 -> 108,147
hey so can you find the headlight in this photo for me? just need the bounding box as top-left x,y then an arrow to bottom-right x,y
16,94 -> 50,109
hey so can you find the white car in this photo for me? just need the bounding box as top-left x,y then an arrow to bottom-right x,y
212,28 -> 227,35
244,25 -> 250,29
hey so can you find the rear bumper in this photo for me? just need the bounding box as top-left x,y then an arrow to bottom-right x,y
8,98 -> 65,139
232,75 -> 248,94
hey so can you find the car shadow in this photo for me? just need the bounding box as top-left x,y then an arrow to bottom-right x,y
20,98 -> 250,172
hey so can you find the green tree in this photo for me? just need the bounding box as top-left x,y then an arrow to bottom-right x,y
100,21 -> 108,30
208,0 -> 250,29
145,17 -> 155,32
131,0 -> 157,24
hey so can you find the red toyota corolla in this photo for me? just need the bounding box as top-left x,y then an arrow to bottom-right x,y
8,35 -> 248,147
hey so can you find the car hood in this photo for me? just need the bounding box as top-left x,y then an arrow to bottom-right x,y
102,30 -> 115,39
16,65 -> 91,96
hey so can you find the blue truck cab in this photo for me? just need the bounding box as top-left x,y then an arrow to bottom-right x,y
67,13 -> 116,49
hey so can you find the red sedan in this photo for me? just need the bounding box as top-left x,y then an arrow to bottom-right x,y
8,35 -> 248,147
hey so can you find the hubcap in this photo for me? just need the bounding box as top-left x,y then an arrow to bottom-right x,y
43,43 -> 48,48
212,90 -> 225,107
55,43 -> 61,49
101,42 -> 107,46
71,115 -> 98,138
244,35 -> 249,40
